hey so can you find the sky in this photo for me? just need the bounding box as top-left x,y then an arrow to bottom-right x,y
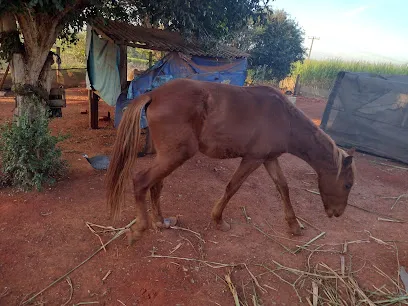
270,0 -> 408,63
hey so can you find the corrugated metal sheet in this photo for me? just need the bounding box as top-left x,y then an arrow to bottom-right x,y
91,18 -> 248,59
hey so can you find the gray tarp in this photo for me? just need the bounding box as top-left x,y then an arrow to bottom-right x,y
321,71 -> 408,164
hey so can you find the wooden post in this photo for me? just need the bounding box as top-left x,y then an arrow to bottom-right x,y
88,90 -> 99,129
56,46 -> 61,84
56,47 -> 61,69
119,45 -> 127,91
0,62 -> 10,90
294,74 -> 301,96
148,51 -> 153,68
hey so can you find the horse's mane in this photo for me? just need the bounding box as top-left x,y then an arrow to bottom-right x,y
333,144 -> 345,179
330,137 -> 357,180
312,126 -> 348,179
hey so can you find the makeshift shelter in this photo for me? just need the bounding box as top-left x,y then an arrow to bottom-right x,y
320,71 -> 408,164
85,18 -> 248,129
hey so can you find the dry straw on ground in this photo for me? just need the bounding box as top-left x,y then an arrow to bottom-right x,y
19,215 -> 408,306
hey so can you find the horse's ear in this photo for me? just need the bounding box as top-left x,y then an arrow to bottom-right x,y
346,147 -> 356,156
343,156 -> 353,168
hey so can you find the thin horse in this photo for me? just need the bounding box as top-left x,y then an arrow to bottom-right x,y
106,79 -> 356,244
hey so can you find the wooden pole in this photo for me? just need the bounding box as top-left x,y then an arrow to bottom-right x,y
56,46 -> 61,84
88,90 -> 99,129
307,36 -> 320,59
294,74 -> 301,96
0,62 -> 10,90
148,51 -> 153,68
119,45 -> 127,91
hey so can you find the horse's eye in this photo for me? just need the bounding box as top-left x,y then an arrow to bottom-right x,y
345,183 -> 352,190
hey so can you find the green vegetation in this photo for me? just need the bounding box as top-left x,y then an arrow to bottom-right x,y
0,98 -> 68,191
128,57 -> 149,65
245,10 -> 306,81
51,32 -> 159,69
53,32 -> 86,69
290,58 -> 408,89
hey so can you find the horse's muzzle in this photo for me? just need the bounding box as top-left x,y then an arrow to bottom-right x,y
326,209 -> 344,218
326,210 -> 334,218
325,208 -> 343,218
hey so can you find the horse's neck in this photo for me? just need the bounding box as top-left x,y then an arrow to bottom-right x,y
287,111 -> 338,175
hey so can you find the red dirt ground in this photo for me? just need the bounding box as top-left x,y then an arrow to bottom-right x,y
0,89 -> 407,306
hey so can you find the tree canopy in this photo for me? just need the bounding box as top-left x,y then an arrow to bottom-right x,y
244,10 -> 306,81
1,0 -> 270,49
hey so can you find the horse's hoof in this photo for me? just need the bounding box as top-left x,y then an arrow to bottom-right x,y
125,229 -> 135,246
217,220 -> 231,232
290,225 -> 302,236
155,216 -> 178,229
125,228 -> 143,246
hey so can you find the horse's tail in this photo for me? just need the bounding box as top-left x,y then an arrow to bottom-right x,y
106,94 -> 152,220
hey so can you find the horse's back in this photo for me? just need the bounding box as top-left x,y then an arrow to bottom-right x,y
147,79 -> 292,159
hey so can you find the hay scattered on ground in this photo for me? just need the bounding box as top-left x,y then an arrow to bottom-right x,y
20,217 -> 408,306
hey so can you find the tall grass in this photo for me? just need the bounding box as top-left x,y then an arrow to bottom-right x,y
290,58 -> 408,90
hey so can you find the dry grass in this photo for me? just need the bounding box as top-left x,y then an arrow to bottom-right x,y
20,217 -> 408,306
255,257 -> 407,305
149,226 -> 408,306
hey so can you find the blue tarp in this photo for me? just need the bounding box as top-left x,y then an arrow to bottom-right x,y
115,52 -> 247,127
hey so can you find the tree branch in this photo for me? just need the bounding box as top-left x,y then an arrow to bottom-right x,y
0,12 -> 17,32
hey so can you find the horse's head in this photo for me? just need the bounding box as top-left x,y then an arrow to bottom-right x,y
318,148 -> 356,218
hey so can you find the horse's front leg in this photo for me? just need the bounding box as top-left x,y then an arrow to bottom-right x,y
211,158 -> 263,231
264,158 -> 302,236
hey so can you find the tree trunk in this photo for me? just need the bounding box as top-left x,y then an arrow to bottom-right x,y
1,12 -> 59,121
12,52 -> 56,120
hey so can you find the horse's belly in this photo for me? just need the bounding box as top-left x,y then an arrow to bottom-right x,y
196,110 -> 283,159
198,140 -> 243,159
198,127 -> 285,159
198,128 -> 263,159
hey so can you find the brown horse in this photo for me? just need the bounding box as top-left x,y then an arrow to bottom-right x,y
106,78 -> 356,244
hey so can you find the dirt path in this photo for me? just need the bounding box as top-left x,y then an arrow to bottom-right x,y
0,89 -> 407,305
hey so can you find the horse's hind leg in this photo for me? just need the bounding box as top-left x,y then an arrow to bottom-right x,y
149,180 -> 164,227
149,180 -> 178,229
129,154 -> 192,244
211,158 -> 263,231
264,158 -> 301,236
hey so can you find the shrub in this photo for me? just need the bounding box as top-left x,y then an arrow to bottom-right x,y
0,103 -> 68,191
